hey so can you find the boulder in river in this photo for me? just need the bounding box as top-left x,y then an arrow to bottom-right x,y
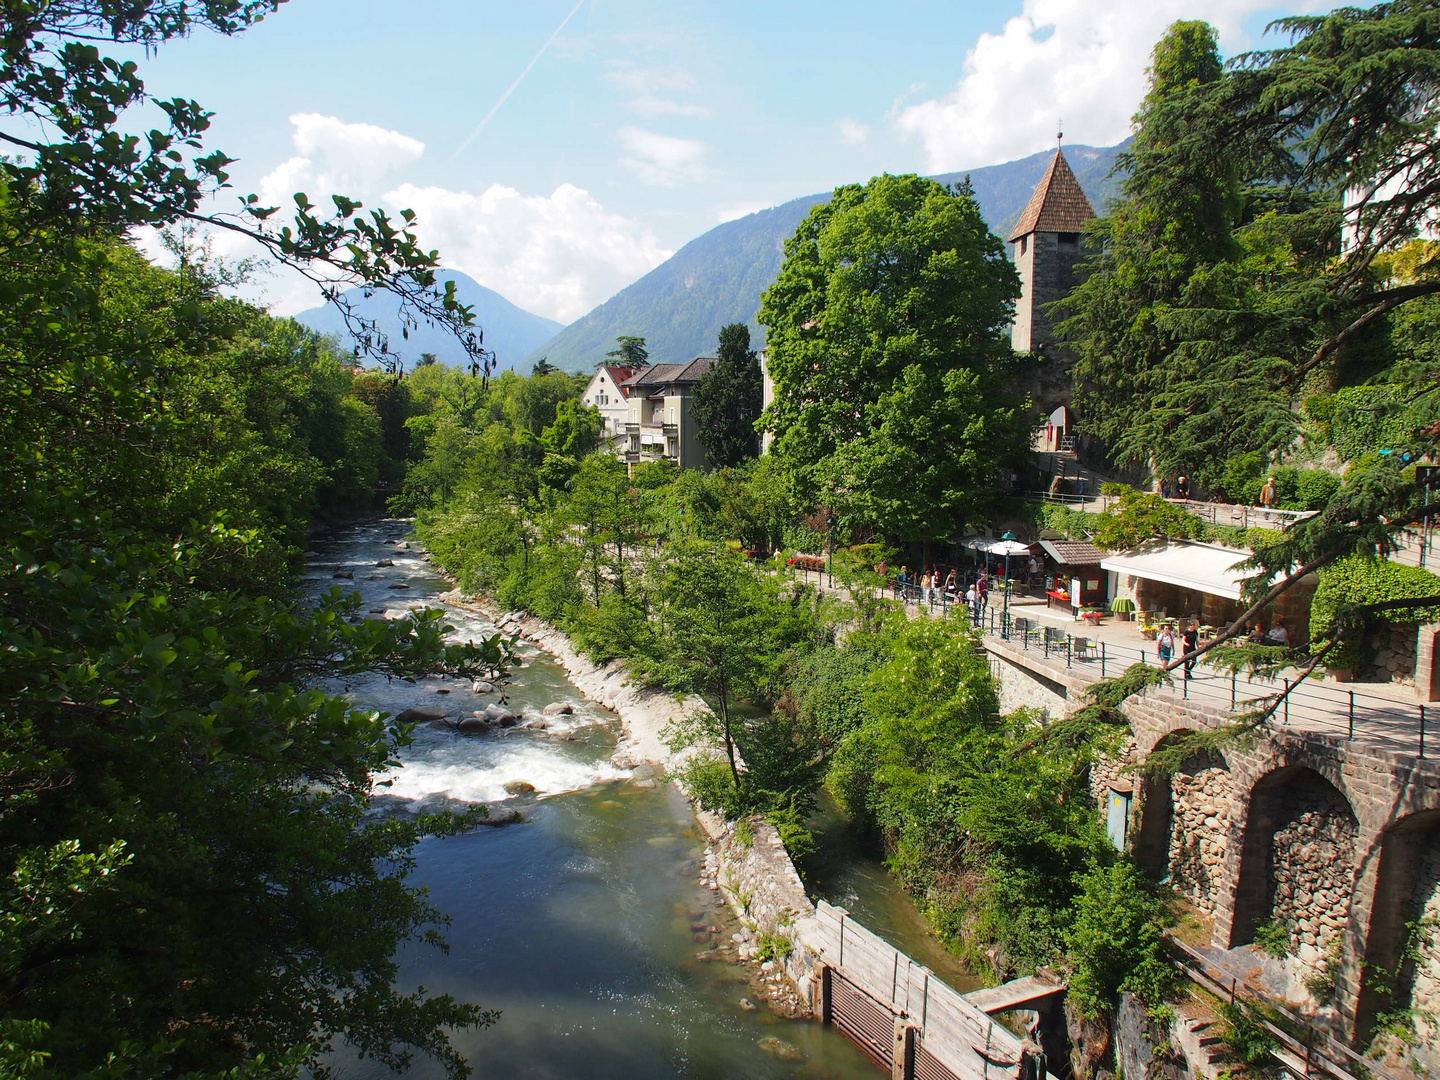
503,780 -> 536,796
757,1038 -> 803,1063
524,718 -> 550,731
631,763 -> 657,781
478,805 -> 522,826
332,570 -> 354,579
455,716 -> 489,733
483,703 -> 519,727
395,706 -> 449,725
471,681 -> 494,694
375,559 -> 394,567
542,702 -> 574,716
387,582 -> 410,590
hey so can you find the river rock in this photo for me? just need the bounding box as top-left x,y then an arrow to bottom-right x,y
483,703 -> 519,727
631,763 -> 657,781
504,780 -> 536,796
395,706 -> 449,725
543,702 -> 574,716
332,570 -> 354,579
757,1038 -> 803,1062
456,716 -> 489,733
478,805 -> 522,827
375,559 -> 394,567
471,681 -> 494,694
524,718 -> 550,731
387,582 -> 410,590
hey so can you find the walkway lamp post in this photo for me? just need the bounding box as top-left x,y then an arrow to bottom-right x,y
826,516 -> 834,588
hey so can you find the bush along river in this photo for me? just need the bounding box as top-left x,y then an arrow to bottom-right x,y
307,520 -> 974,1079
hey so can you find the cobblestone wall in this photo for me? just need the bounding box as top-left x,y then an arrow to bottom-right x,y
1263,776 -> 1359,972
1406,844 -> 1440,1064
1168,753 -> 1235,918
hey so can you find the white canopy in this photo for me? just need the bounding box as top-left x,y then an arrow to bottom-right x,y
962,536 -> 1032,556
1100,541 -> 1259,601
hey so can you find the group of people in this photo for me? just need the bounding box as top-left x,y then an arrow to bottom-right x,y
1155,618 -> 1294,680
889,566 -> 994,618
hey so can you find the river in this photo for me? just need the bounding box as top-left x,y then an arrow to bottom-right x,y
307,519 -> 970,1079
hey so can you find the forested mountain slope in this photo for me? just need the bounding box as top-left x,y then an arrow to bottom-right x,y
526,141 -> 1127,371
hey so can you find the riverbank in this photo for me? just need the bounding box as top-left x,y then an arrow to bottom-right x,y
440,588 -> 819,1016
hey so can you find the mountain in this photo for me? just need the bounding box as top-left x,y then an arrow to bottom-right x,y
293,270 -> 564,373
526,141 -> 1128,372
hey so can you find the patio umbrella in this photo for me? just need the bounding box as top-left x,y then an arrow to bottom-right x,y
988,540 -> 1032,558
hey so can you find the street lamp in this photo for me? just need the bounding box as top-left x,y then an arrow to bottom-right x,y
1000,530 -> 1017,623
826,516 -> 834,588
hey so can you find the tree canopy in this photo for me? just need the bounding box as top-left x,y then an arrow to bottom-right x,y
759,173 -> 1031,542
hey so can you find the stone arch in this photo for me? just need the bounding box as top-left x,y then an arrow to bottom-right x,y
1132,731 -> 1235,917
1358,809 -> 1440,1060
1231,766 -> 1359,973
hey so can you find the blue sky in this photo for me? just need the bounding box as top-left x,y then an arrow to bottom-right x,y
122,0 -> 1327,322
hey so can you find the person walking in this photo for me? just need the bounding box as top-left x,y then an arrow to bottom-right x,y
1157,625 -> 1175,666
965,584 -> 978,622
1175,475 -> 1190,500
1260,476 -> 1277,519
921,569 -> 932,606
1182,620 -> 1199,681
977,573 -> 990,612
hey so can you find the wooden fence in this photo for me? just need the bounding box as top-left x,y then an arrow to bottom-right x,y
808,901 -> 1052,1080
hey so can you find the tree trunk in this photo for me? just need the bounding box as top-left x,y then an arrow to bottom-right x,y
717,684 -> 740,788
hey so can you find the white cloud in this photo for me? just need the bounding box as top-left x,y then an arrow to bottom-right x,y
617,126 -> 708,187
894,0 -> 1331,171
259,112 -> 424,208
605,62 -> 711,117
837,118 -> 870,146
384,181 -> 672,323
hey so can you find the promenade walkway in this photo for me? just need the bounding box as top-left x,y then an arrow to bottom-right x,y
783,563 -> 1436,761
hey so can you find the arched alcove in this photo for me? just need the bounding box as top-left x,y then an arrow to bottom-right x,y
1231,766 -> 1359,975
1132,734 -> 1233,917
1358,809 -> 1440,1064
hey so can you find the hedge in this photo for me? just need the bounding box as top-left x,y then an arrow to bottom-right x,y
1310,556 -> 1440,670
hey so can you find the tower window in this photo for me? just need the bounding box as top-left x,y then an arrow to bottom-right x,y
1059,232 -> 1080,246
1018,235 -> 1028,255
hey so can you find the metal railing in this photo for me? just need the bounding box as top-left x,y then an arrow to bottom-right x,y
977,612 -> 1436,760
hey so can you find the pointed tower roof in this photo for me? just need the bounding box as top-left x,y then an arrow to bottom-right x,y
1008,148 -> 1096,242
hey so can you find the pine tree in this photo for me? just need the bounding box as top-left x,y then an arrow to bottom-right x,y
691,323 -> 763,468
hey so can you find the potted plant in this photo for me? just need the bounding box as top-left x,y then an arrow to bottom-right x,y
1138,613 -> 1159,640
1110,597 -> 1136,622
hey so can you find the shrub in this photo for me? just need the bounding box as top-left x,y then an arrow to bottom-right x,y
1252,920 -> 1291,958
756,930 -> 794,962
1331,385 -> 1412,463
1310,556 -> 1440,669
1065,863 -> 1177,1018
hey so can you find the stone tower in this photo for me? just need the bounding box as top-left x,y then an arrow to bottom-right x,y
1009,147 -> 1095,357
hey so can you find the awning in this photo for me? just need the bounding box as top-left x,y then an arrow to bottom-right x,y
1037,539 -> 1106,566
1100,541 -> 1259,601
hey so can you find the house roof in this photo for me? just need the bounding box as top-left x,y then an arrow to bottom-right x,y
601,365 -> 637,397
1037,539 -> 1108,566
621,356 -> 716,390
1008,148 -> 1096,242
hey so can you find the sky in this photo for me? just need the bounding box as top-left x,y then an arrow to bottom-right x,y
114,0 -> 1331,324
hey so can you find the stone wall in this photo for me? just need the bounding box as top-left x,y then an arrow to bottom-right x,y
1262,776 -> 1358,972
1359,623 -> 1419,685
1167,753 -> 1235,918
1407,843 -> 1440,1069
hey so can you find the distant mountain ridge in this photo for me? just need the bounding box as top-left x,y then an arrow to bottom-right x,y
526,141 -> 1128,372
293,270 -> 563,374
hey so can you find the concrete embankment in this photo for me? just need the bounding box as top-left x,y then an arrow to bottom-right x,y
440,589 -> 821,1015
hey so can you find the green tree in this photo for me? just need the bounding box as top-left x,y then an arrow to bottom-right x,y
759,173 -> 1028,541
605,335 -> 649,367
0,1 -> 487,374
532,356 -> 557,376
691,323 -> 763,468
541,398 -> 603,458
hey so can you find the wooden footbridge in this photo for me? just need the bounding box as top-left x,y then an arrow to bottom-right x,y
802,901 -> 1066,1080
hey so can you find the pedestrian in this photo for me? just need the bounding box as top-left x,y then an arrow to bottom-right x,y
977,573 -> 990,612
965,584 -> 978,621
1182,620 -> 1199,680
1157,625 -> 1175,665
1176,475 -> 1190,499
944,568 -> 957,595
1267,623 -> 1289,646
921,569 -> 932,605
1260,476 -> 1277,517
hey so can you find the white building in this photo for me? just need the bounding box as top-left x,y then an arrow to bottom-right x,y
580,358 -> 716,470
